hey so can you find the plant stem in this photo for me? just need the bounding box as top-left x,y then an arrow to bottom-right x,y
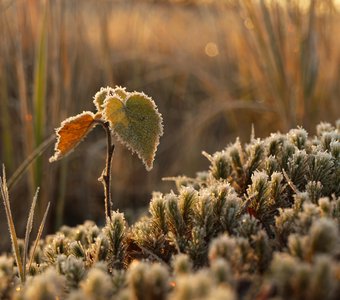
95,120 -> 115,221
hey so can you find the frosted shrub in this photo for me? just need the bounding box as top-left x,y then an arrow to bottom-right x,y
1,119 -> 339,299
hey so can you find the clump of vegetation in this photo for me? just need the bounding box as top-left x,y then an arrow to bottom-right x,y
49,85 -> 163,219
1,119 -> 339,299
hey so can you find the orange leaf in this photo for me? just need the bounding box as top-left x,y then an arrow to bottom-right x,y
49,111 -> 96,162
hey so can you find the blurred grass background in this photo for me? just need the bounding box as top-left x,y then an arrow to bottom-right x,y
0,0 -> 339,250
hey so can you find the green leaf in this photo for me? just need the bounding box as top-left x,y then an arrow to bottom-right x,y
93,87 -> 113,112
113,86 -> 128,101
103,91 -> 163,171
93,86 -> 128,112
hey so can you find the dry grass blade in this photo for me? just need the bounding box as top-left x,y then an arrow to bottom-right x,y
7,135 -> 54,191
28,201 -> 50,271
240,192 -> 257,216
282,169 -> 300,195
139,245 -> 168,266
13,2 -> 35,197
260,0 -> 286,85
0,165 -> 24,283
201,151 -> 213,162
23,187 -> 39,280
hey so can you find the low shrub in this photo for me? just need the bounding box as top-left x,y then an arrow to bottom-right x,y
1,120 -> 339,299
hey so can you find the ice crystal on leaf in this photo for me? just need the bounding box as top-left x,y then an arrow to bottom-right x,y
49,112 -> 97,162
103,91 -> 163,171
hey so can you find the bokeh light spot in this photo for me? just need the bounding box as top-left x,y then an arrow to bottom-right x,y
244,18 -> 254,30
205,42 -> 219,57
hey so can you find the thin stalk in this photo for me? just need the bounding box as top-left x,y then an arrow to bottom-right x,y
55,158 -> 68,229
95,120 -> 115,221
0,64 -> 14,171
33,1 -> 48,213
28,202 -> 50,271
282,169 -> 300,195
14,1 -> 35,198
33,0 -> 48,151
23,188 -> 39,281
8,135 -> 55,191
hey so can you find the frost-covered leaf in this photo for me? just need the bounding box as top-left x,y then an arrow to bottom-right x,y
103,91 -> 163,171
49,111 -> 97,162
93,86 -> 128,112
93,87 -> 113,112
113,86 -> 128,101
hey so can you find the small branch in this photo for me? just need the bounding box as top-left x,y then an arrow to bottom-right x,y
95,120 -> 115,221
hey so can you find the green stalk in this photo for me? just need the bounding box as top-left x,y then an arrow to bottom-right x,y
33,1 -> 48,190
0,16 -> 14,172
